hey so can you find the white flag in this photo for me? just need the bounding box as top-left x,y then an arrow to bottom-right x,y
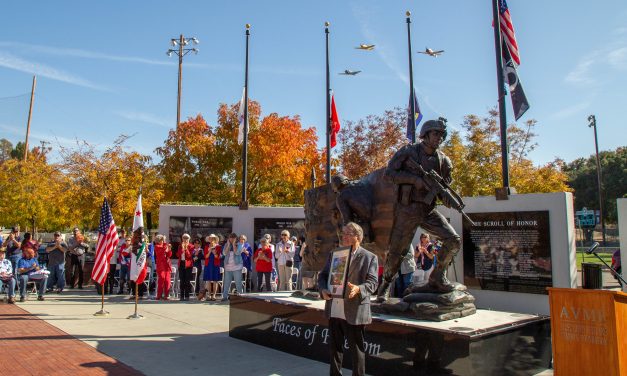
237,87 -> 247,145
132,194 -> 143,231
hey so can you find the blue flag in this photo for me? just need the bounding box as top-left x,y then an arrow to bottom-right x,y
406,88 -> 423,142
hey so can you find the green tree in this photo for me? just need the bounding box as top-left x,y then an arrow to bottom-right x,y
10,141 -> 25,160
442,110 -> 570,196
563,146 -> 626,223
0,138 -> 12,162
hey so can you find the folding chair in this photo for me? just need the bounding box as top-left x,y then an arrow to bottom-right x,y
169,266 -> 178,298
190,267 -> 198,299
217,267 -> 224,295
240,267 -> 247,293
0,283 -> 7,301
113,264 -> 121,289
291,267 -> 299,290
143,267 -> 151,293
26,281 -> 38,296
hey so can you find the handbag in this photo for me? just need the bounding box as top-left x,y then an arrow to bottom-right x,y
286,260 -> 293,268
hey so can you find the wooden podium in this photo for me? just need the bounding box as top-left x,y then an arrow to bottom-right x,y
548,288 -> 627,376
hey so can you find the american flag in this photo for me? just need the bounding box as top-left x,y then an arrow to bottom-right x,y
91,198 -> 119,285
499,0 -> 520,66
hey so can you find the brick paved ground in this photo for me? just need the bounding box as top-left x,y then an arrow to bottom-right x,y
0,303 -> 143,376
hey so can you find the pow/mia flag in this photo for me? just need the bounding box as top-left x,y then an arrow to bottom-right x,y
502,39 -> 529,120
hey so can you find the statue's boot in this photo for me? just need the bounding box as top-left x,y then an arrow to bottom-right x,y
375,280 -> 391,303
428,244 -> 457,293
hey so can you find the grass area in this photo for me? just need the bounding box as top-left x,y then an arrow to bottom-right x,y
575,251 -> 614,270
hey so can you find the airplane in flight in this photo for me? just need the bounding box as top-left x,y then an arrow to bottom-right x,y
417,47 -> 445,57
355,44 -> 375,51
339,70 -> 362,75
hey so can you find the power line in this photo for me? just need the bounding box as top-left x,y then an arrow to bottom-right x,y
0,92 -> 30,100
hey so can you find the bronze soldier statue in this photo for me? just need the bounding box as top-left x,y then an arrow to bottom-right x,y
377,118 -> 462,302
331,174 -> 373,243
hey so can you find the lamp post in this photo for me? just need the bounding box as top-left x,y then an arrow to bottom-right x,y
166,35 -> 199,129
587,115 -> 606,245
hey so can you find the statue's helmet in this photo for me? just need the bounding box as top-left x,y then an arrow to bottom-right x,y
419,118 -> 448,140
331,174 -> 349,192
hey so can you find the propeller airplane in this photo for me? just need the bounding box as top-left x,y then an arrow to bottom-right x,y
418,47 -> 445,57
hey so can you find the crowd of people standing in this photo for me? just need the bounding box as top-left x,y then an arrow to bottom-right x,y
0,226 -> 91,303
99,228 -> 307,303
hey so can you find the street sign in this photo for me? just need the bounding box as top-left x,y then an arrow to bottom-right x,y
575,207 -> 598,228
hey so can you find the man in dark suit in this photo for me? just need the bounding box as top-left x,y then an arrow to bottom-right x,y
319,222 -> 379,376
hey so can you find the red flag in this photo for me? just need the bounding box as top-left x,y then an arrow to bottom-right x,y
91,198 -> 119,285
330,94 -> 341,148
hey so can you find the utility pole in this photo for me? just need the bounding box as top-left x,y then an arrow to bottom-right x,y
24,75 -> 37,161
167,35 -> 199,129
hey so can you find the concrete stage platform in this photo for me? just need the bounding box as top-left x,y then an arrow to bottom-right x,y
229,292 -> 552,375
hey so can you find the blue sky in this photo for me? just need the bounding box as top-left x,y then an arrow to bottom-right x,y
1,1 -> 626,165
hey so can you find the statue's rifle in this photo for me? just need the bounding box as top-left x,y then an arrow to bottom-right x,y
405,158 -> 476,226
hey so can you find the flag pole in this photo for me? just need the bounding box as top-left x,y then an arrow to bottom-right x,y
127,281 -> 143,319
93,284 -> 109,316
406,11 -> 416,144
492,0 -> 511,195
240,23 -> 251,210
325,21 -> 331,184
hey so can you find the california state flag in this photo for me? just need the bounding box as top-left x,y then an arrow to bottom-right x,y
130,194 -> 147,284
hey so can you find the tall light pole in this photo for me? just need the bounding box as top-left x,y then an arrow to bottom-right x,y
588,115 -> 606,245
166,35 -> 199,129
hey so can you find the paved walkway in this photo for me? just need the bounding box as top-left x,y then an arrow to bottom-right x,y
11,290 -> 345,376
0,303 -> 141,376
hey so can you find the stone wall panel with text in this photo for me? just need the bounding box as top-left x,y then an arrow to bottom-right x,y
463,211 -> 552,294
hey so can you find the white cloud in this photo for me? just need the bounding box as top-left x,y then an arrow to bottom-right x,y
0,123 -> 83,147
565,55 -> 596,85
0,52 -> 108,91
0,42 -> 173,66
565,28 -> 627,85
549,100 -> 592,120
608,47 -> 627,69
116,111 -> 172,128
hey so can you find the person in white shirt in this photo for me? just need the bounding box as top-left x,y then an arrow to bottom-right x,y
275,230 -> 295,291
0,249 -> 16,303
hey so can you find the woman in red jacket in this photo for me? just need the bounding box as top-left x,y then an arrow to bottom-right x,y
254,238 -> 274,292
154,234 -> 172,300
177,234 -> 194,301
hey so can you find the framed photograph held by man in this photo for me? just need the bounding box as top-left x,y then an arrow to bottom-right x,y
327,246 -> 353,298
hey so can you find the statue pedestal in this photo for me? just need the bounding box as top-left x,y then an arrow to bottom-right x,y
229,292 -> 552,375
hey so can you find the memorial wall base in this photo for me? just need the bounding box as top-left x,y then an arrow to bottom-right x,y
229,293 -> 552,375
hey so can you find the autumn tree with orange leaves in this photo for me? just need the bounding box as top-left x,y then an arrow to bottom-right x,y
157,100 -> 322,205
336,107 -> 408,179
